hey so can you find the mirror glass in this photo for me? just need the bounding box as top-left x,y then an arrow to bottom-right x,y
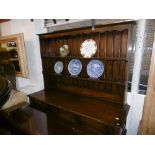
0,33 -> 28,78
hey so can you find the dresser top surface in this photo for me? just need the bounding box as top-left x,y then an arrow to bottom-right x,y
29,90 -> 129,127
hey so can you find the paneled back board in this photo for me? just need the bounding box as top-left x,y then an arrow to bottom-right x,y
39,22 -> 134,105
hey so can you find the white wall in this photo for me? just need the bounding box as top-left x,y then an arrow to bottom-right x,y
0,19 -> 47,94
126,93 -> 145,134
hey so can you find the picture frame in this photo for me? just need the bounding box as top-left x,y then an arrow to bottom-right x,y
0,33 -> 29,78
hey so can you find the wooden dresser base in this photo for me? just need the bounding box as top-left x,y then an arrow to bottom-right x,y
28,89 -> 129,135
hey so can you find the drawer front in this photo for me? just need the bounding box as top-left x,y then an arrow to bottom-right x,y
59,110 -> 119,134
47,115 -> 100,135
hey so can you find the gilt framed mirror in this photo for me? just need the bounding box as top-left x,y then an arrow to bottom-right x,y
0,33 -> 29,78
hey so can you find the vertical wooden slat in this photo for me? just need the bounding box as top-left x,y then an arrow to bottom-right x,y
40,39 -> 46,56
75,34 -> 78,57
113,31 -> 121,58
99,33 -> 105,58
67,36 -> 71,57
57,37 -> 60,56
77,34 -> 81,57
46,40 -> 51,56
71,35 -> 74,56
104,32 -> 107,59
58,37 -> 62,54
111,31 -> 114,58
56,38 -> 59,56
113,30 -> 119,80
119,60 -> 126,82
98,32 -> 101,57
106,31 -> 113,58
106,31 -> 113,93
53,39 -> 56,56
119,32 -> 122,58
93,32 -> 100,57
56,37 -> 59,56
111,32 -> 114,93
75,35 -> 78,57
118,32 -> 122,81
121,30 -> 128,58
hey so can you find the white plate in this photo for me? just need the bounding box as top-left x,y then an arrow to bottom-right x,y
87,60 -> 104,79
68,59 -> 82,76
80,39 -> 97,58
54,61 -> 63,74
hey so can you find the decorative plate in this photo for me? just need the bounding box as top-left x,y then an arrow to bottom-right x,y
54,61 -> 63,74
87,60 -> 104,79
59,44 -> 69,57
80,39 -> 97,58
68,59 -> 82,76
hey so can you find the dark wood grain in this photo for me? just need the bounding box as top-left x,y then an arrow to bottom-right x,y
28,90 -> 130,135
25,22 -> 134,135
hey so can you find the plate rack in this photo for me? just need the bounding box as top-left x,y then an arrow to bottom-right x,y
39,22 -> 133,105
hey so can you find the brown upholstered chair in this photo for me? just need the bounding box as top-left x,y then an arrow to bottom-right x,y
0,63 -> 29,113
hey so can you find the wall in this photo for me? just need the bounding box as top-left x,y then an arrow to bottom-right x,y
0,19 -> 47,94
126,92 -> 145,134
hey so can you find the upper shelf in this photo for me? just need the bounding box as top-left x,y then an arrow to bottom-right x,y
41,55 -> 128,61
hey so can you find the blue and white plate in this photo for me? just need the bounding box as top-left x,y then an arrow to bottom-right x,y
87,60 -> 104,79
54,61 -> 63,74
68,59 -> 82,76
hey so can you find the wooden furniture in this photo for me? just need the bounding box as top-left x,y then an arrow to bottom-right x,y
0,102 -> 129,135
28,22 -> 133,135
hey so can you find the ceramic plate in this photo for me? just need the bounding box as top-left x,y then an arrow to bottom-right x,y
80,39 -> 97,58
59,44 -> 69,57
54,61 -> 63,74
68,59 -> 82,76
87,60 -> 104,79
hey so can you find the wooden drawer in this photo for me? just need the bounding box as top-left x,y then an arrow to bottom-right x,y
47,114 -> 100,135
